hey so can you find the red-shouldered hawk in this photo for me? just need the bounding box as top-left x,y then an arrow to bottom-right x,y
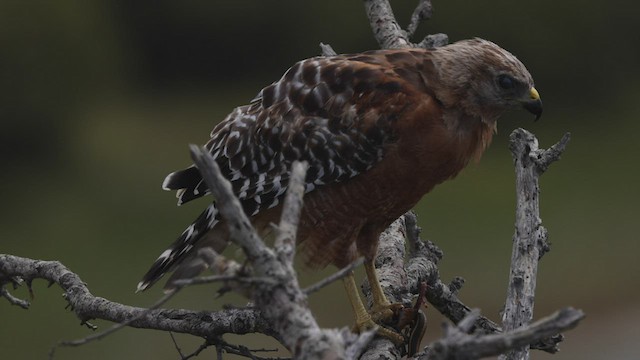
138,38 -> 542,340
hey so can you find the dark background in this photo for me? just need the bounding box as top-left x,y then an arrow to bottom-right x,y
2,1 -> 638,359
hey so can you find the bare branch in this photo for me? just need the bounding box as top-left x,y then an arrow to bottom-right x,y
406,0 -> 433,37
0,152 -> 355,359
359,217 -> 409,359
319,42 -> 337,56
404,217 -> 501,335
532,132 -> 571,174
303,258 -> 364,295
54,289 -> 179,354
363,0 -> 411,49
500,129 -> 572,360
364,216 -> 412,307
345,328 -> 378,359
215,337 -> 288,360
173,274 -> 277,288
404,210 -> 572,354
189,144 -> 271,263
416,34 -> 449,49
274,161 -> 308,264
175,247 -> 255,299
355,206 -> 581,358
364,0 -> 447,50
1,285 -> 30,309
0,254 -> 273,338
421,308 -> 584,360
169,332 -> 212,360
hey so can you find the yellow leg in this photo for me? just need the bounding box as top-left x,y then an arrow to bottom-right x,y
364,259 -> 402,321
343,272 -> 373,328
343,272 -> 404,344
364,261 -> 391,308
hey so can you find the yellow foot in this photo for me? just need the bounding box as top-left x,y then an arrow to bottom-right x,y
370,302 -> 404,323
353,318 -> 405,345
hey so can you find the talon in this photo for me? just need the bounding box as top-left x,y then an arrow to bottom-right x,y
353,318 -> 405,345
370,302 -> 403,323
377,326 -> 405,345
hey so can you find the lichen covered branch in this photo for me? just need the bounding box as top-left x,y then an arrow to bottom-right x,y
421,307 -> 584,360
500,128 -> 572,360
0,254 -> 272,339
363,0 -> 448,49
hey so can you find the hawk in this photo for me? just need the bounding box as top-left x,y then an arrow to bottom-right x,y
138,38 -> 542,339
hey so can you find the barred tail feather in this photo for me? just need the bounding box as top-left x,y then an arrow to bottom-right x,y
162,166 -> 210,205
136,203 -> 221,292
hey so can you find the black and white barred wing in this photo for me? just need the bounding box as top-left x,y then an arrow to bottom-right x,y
138,54 -> 405,291
165,55 -> 398,210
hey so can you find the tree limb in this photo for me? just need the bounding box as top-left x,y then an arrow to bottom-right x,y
359,217 -> 410,359
500,129 -> 571,360
0,254 -> 272,338
363,0 -> 411,49
420,307 -> 584,360
406,0 -> 433,37
363,0 -> 448,50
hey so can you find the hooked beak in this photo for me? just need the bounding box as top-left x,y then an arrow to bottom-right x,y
522,87 -> 542,121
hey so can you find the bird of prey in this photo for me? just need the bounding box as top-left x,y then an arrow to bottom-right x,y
138,38 -> 542,340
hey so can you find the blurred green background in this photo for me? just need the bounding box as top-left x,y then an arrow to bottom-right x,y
2,1 -> 638,359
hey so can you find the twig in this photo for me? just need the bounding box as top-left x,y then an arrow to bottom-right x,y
500,129 -> 571,360
169,332 -> 186,358
50,289 -> 180,358
404,211 -> 422,255
403,213 -> 569,353
172,274 -> 277,288
319,42 -> 337,56
364,0 -> 447,50
404,216 -> 497,334
170,332 -> 212,360
302,258 -> 364,295
532,132 -> 571,174
217,337 -> 287,360
416,34 -> 449,49
181,339 -> 212,360
421,308 -> 584,360
406,0 -> 433,37
0,285 -> 30,309
189,145 -> 270,263
363,0 -> 411,49
274,161 -> 308,264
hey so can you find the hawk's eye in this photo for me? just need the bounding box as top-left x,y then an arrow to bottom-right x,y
497,74 -> 516,90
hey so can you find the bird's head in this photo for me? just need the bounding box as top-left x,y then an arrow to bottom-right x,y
431,38 -> 542,122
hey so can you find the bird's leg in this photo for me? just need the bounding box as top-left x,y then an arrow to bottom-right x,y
343,272 -> 404,344
364,259 -> 402,322
343,272 -> 372,328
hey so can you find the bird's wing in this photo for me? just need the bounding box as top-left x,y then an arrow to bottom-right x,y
139,50 -> 433,291
163,51 -> 428,215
